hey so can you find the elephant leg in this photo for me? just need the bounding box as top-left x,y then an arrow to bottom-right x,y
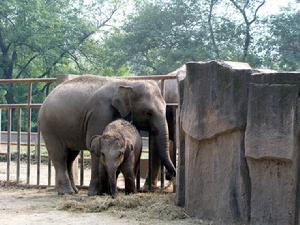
98,163 -> 109,195
122,166 -> 136,195
143,149 -> 160,190
45,138 -> 74,195
88,155 -> 101,196
67,150 -> 80,193
116,170 -> 121,179
150,150 -> 160,186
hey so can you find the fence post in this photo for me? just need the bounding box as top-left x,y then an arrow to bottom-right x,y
27,83 -> 32,184
160,80 -> 165,188
37,128 -> 41,185
0,109 -> 1,152
148,133 -> 152,191
17,108 -> 21,183
72,155 -> 79,185
7,109 -> 11,181
80,151 -> 84,186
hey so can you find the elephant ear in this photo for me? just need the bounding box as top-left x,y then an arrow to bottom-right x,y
123,141 -> 134,159
90,135 -> 101,157
125,140 -> 134,153
112,85 -> 134,118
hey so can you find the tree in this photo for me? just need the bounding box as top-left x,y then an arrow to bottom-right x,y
228,0 -> 266,61
208,0 -> 220,58
0,0 -> 121,132
0,0 -> 119,104
269,9 -> 300,70
102,0 -> 214,75
102,0 -> 270,74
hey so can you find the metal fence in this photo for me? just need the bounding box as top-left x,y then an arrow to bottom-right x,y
0,75 -> 178,191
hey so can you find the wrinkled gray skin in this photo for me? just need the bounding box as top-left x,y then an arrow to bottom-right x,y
38,75 -> 175,195
158,79 -> 179,104
156,70 -> 185,182
150,79 -> 178,184
90,119 -> 142,198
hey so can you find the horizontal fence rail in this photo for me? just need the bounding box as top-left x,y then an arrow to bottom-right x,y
0,75 -> 178,192
0,78 -> 57,84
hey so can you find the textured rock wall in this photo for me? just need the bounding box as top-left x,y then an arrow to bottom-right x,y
245,80 -> 300,225
178,61 -> 300,225
180,61 -> 252,224
185,130 -> 250,224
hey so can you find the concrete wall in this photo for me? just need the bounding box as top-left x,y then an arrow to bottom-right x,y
177,61 -> 300,225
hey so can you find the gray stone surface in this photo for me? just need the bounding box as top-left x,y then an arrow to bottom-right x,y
181,61 -> 251,141
184,130 -> 250,224
245,77 -> 300,225
251,72 -> 300,85
178,61 -> 300,225
247,158 -> 296,225
180,61 -> 252,224
175,74 -> 186,207
245,84 -> 298,161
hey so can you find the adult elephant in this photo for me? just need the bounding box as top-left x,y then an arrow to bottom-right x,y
38,75 -> 176,195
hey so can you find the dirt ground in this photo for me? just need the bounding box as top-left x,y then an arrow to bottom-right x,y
0,183 -> 213,225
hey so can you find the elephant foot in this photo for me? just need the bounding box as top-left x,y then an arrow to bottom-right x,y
165,170 -> 174,181
88,185 -> 98,196
125,186 -> 136,195
71,184 -> 79,193
111,193 -> 117,199
141,181 -> 159,192
57,186 -> 76,195
73,186 -> 79,194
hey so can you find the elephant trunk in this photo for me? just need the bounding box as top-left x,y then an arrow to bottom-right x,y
107,167 -> 117,198
151,117 -> 176,178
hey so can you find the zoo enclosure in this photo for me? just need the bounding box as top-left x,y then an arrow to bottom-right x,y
0,75 -> 178,191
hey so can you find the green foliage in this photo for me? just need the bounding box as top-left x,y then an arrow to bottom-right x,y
0,0 -> 91,78
101,0 -> 214,75
269,9 -> 300,71
0,0 -> 122,131
101,0 -> 281,74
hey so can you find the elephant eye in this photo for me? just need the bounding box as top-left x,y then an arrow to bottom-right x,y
119,151 -> 124,158
101,152 -> 105,159
145,110 -> 152,117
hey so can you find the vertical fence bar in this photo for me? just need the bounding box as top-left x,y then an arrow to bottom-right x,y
136,157 -> 140,191
7,108 -> 11,181
27,83 -> 32,184
0,109 -> 2,152
17,108 -> 21,183
37,126 -> 41,185
172,106 -> 177,193
148,133 -> 152,191
48,158 -> 52,186
80,151 -> 84,186
160,79 -> 165,189
45,82 -> 52,186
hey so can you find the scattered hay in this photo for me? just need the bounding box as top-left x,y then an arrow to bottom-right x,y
57,192 -> 189,221
0,180 -> 49,190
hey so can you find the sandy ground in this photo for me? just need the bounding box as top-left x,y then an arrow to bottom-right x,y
0,161 -> 208,225
0,148 -> 210,225
0,185 -> 212,225
0,187 -> 138,225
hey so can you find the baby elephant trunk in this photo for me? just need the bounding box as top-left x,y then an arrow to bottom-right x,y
108,168 -> 117,198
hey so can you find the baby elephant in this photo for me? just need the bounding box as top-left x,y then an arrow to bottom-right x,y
90,119 -> 142,198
